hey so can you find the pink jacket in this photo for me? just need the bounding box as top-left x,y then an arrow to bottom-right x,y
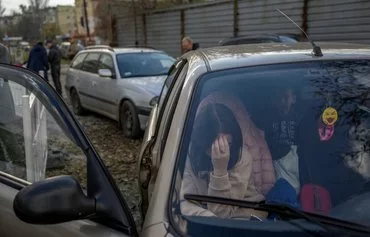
180,92 -> 276,218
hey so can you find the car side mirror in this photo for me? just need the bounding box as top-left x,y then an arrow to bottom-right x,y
98,69 -> 113,78
13,175 -> 96,224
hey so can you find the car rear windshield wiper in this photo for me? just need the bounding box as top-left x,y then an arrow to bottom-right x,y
184,194 -> 370,235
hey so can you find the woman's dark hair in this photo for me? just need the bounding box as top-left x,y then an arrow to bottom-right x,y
189,103 -> 243,176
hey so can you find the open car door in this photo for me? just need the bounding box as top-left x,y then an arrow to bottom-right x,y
0,64 -> 137,237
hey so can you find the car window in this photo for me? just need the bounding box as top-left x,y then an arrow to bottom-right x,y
279,36 -> 298,43
81,53 -> 101,74
0,74 -> 86,188
239,38 -> 277,44
157,60 -> 185,115
171,60 -> 370,234
221,40 -> 238,46
158,63 -> 188,156
116,52 -> 175,78
222,38 -> 277,46
160,58 -> 175,69
71,53 -> 87,69
99,53 -> 114,71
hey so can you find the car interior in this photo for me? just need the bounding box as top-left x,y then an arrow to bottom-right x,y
173,60 -> 370,229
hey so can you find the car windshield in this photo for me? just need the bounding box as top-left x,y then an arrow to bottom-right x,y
279,36 -> 298,43
172,60 -> 370,235
116,52 -> 175,78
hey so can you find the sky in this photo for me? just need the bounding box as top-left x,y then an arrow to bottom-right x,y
4,0 -> 75,15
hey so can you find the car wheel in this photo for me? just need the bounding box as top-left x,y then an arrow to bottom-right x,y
70,89 -> 85,115
120,101 -> 141,139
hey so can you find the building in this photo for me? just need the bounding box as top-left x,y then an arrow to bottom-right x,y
56,5 -> 76,36
43,7 -> 57,25
74,0 -> 98,36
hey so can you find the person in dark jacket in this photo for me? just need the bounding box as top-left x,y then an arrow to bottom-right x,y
182,37 -> 200,53
27,42 -> 49,80
46,40 -> 62,95
0,43 -> 11,64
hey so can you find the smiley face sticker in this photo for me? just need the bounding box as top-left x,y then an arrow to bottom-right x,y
322,107 -> 338,126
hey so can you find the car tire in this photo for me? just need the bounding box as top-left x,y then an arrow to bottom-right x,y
70,89 -> 85,115
120,101 -> 142,139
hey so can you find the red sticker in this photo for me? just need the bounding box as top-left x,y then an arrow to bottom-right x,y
318,123 -> 334,141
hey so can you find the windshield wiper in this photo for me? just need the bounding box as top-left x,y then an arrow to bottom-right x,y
184,194 -> 370,235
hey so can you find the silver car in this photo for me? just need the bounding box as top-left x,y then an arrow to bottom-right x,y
3,42 -> 370,237
65,46 -> 175,138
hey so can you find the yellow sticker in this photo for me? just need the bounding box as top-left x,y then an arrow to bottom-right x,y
322,107 -> 338,126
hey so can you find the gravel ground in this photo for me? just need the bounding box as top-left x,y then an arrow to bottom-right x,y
75,112 -> 142,226
52,67 -> 143,226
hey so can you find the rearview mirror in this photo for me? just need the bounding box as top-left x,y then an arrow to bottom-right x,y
13,175 -> 96,224
98,69 -> 113,78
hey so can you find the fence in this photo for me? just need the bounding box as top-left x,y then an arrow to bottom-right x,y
117,0 -> 370,57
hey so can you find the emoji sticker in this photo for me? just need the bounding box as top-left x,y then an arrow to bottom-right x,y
318,124 -> 335,141
322,107 -> 338,126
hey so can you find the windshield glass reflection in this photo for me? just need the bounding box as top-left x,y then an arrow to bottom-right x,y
172,60 -> 370,234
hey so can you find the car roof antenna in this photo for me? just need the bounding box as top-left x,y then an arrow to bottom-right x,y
276,9 -> 323,57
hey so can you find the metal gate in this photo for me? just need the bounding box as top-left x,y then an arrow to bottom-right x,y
185,1 -> 234,48
307,0 -> 370,44
117,0 -> 370,57
238,0 -> 304,36
146,11 -> 181,56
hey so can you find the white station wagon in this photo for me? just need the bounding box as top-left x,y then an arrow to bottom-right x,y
65,46 -> 175,138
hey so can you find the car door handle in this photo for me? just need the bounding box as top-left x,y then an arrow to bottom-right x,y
92,81 -> 97,86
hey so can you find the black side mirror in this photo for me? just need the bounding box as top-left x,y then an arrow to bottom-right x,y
13,175 -> 96,224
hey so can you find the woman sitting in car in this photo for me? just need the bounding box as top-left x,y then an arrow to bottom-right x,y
180,92 -> 276,218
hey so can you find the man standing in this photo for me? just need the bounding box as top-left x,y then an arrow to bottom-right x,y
27,42 -> 49,80
46,40 -> 62,96
182,37 -> 200,53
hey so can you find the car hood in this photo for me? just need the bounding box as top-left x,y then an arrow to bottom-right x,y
123,75 -> 167,96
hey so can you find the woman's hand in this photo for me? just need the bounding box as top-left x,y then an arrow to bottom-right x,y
211,134 -> 230,177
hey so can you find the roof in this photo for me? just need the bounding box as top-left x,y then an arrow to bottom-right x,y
113,48 -> 161,54
82,46 -> 161,54
187,42 -> 370,71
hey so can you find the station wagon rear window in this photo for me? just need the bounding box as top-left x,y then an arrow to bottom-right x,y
171,60 -> 370,235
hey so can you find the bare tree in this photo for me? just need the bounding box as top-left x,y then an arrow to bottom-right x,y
28,0 -> 49,10
94,0 -> 158,45
94,0 -> 195,45
0,0 -> 6,17
27,0 -> 50,40
94,0 -> 123,44
5,0 -> 50,41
